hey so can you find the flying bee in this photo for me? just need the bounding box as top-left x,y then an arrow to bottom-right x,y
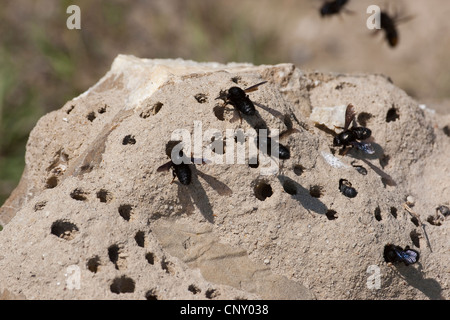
380,11 -> 399,47
333,104 -> 374,155
373,8 -> 413,48
339,178 -> 357,198
383,244 -> 420,266
157,151 -> 208,185
320,0 -> 350,17
216,81 -> 267,122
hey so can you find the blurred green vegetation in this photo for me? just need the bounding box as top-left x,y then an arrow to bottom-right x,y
0,0 -> 285,206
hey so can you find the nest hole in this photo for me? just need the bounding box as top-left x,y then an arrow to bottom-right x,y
34,201 -> 47,211
161,256 -> 175,274
152,102 -> 163,115
122,135 -> 136,145
309,185 -> 323,198
110,276 -> 135,294
145,289 -> 159,300
194,93 -> 208,103
427,215 -> 442,226
254,181 -> 273,201
108,244 -> 126,270
390,207 -> 398,218
70,188 -> 87,201
135,231 -> 146,248
293,164 -> 305,176
145,252 -> 155,265
51,220 -> 79,240
96,189 -> 111,203
374,207 -> 382,221
443,125 -> 450,137
87,112 -> 96,122
140,102 -> 163,118
87,256 -> 101,273
386,107 -> 399,122
205,288 -> 219,299
231,76 -> 241,84
66,105 -> 75,114
98,105 -> 107,114
118,204 -> 133,221
410,230 -> 421,247
45,176 -> 58,189
326,210 -> 338,220
188,284 -> 201,295
410,216 -> 420,227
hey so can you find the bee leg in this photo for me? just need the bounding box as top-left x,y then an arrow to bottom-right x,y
231,107 -> 243,124
170,169 -> 177,184
339,146 -> 350,156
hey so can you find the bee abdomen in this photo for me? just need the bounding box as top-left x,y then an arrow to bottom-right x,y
238,99 -> 256,115
174,164 -> 192,185
352,127 -> 372,140
339,179 -> 357,198
278,144 -> 290,160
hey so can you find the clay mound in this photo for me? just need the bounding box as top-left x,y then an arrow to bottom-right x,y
0,55 -> 448,300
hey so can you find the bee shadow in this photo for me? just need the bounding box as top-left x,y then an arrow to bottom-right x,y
197,170 -> 233,197
176,167 -> 215,223
277,175 -> 328,215
254,102 -> 287,124
359,158 -> 397,187
391,263 -> 444,300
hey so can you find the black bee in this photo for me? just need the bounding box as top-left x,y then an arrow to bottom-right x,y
265,136 -> 291,160
339,179 -> 357,198
320,0 -> 349,17
256,128 -> 299,160
383,244 -> 420,266
333,104 -> 374,155
380,11 -> 399,47
216,81 -> 267,122
375,8 -> 413,48
157,151 -> 207,185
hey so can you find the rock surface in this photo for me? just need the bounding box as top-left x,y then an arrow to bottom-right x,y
0,55 -> 448,300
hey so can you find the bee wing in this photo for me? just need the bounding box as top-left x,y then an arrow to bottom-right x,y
351,141 -> 375,154
344,104 -> 356,130
190,156 -> 211,165
400,249 -> 419,265
244,81 -> 268,93
395,14 -> 415,25
157,161 -> 173,172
